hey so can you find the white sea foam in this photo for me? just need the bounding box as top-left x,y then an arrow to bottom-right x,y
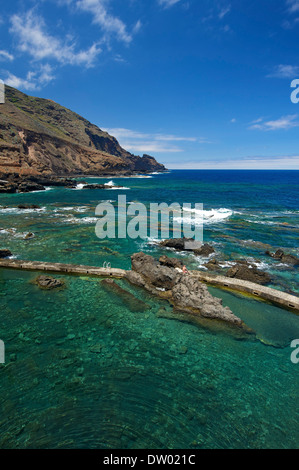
60,216 -> 98,225
73,183 -> 85,190
173,207 -> 233,225
54,206 -> 89,213
0,206 -> 46,214
104,180 -> 130,190
134,175 -> 153,178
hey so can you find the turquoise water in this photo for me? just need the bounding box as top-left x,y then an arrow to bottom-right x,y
0,170 -> 299,448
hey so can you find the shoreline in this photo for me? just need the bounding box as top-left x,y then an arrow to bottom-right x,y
0,170 -> 167,194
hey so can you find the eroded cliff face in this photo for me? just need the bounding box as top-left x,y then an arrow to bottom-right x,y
0,86 -> 166,176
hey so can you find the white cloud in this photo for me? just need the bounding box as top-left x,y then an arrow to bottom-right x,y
158,0 -> 182,9
249,115 -> 299,131
75,0 -> 134,43
102,127 -> 209,153
4,64 -> 55,91
10,10 -> 102,67
218,5 -> 231,19
0,50 -> 14,61
268,64 -> 299,78
287,0 -> 299,13
123,142 -> 183,153
167,155 -> 299,169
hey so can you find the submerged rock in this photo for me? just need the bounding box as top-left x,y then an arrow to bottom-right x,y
266,249 -> 299,267
35,275 -> 65,290
101,278 -> 150,312
226,263 -> 271,285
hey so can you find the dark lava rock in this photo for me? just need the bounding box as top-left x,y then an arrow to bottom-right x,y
172,273 -> 242,325
266,249 -> 299,267
226,263 -> 271,285
125,271 -> 146,288
160,238 -> 194,251
203,259 -> 222,271
35,275 -> 65,290
159,238 -> 214,256
159,255 -> 183,269
0,249 -> 12,258
131,252 -> 177,290
83,184 -> 105,189
193,244 -> 215,257
18,204 -> 40,209
18,182 -> 46,193
130,252 -> 242,326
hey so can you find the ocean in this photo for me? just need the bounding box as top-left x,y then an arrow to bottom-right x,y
0,169 -> 298,448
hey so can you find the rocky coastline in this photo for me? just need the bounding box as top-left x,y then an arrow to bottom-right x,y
0,172 -> 161,193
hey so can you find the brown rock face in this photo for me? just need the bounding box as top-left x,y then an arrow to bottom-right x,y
0,86 -> 166,176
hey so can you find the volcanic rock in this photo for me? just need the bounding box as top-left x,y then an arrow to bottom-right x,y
0,249 -> 12,258
226,263 -> 271,285
266,249 -> 299,267
130,252 -> 242,326
35,275 -> 65,290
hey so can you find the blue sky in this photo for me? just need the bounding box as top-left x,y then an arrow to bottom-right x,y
1,0 -> 299,169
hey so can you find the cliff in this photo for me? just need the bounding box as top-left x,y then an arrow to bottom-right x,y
0,86 -> 166,176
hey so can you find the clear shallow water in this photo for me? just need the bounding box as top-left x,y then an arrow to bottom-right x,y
0,170 -> 299,448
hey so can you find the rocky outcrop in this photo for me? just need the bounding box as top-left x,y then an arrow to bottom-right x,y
0,174 -> 78,193
266,249 -> 299,267
129,252 -> 243,326
0,86 -> 166,177
193,244 -> 215,256
226,262 -> 271,285
131,252 -> 177,290
35,275 -> 65,290
0,249 -> 12,259
171,274 -> 241,324
159,255 -> 183,269
17,204 -> 40,209
159,238 -> 215,256
203,259 -> 222,272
